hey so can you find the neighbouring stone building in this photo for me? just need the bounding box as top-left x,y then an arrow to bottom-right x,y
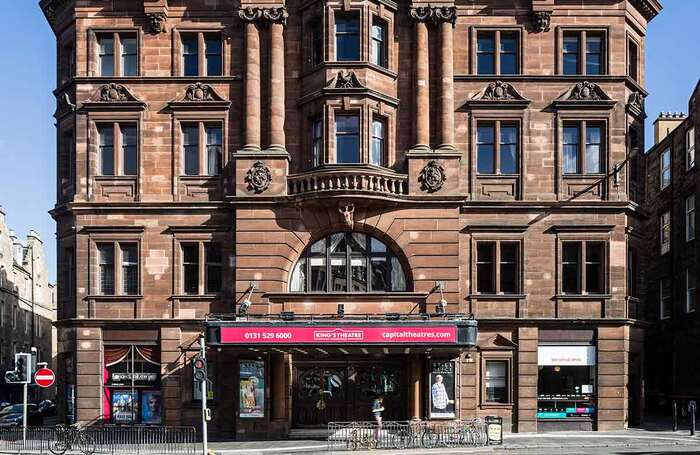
642,80 -> 700,412
42,0 -> 660,436
0,207 -> 56,403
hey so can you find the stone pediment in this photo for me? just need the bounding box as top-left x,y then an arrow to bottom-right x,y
480,334 -> 518,350
463,81 -> 530,109
553,81 -> 616,109
82,83 -> 146,110
168,83 -> 231,110
326,70 -> 364,89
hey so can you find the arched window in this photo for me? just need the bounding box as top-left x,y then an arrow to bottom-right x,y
291,232 -> 408,292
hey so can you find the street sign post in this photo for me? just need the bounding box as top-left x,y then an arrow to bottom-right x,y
34,368 -> 55,388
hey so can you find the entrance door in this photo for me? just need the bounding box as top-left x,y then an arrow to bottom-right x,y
292,360 -> 407,428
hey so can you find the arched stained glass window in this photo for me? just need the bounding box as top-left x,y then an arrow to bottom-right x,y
290,232 -> 408,292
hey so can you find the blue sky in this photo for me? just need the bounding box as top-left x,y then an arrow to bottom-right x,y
0,2 -> 698,282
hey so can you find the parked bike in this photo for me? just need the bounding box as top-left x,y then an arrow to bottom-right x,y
49,424 -> 96,455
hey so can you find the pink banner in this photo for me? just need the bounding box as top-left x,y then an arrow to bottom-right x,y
220,325 -> 457,344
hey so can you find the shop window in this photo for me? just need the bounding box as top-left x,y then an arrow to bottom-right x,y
686,195 -> 695,242
477,122 -> 519,175
537,344 -> 596,421
561,241 -> 605,295
181,242 -> 223,295
485,360 -> 509,403
627,39 -> 638,82
370,117 -> 386,167
562,31 -> 605,75
104,346 -> 162,424
181,122 -> 222,176
97,122 -> 138,177
335,13 -> 360,61
371,18 -> 388,68
311,117 -> 323,167
97,32 -> 137,77
290,232 -> 408,293
335,115 -> 360,164
181,32 -> 222,77
97,242 -> 139,296
475,241 -> 520,295
563,122 -> 604,175
660,211 -> 671,255
687,127 -> 696,170
660,148 -> 671,189
686,269 -> 696,313
660,277 -> 671,319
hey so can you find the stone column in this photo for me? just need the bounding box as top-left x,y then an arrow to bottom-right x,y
271,353 -> 286,420
410,354 -> 422,419
269,19 -> 286,150
411,8 -> 431,149
437,10 -> 455,149
240,10 -> 261,150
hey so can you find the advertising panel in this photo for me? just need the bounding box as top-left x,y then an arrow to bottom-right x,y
429,360 -> 456,419
239,360 -> 265,418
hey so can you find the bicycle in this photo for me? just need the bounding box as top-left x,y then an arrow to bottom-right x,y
346,427 -> 378,451
459,418 -> 488,446
391,421 -> 419,450
49,424 -> 96,455
420,422 -> 459,448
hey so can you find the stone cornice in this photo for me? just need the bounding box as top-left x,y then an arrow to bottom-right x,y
40,0 -> 73,34
629,0 -> 662,21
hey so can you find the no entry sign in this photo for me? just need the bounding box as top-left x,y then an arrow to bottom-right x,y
34,368 -> 55,388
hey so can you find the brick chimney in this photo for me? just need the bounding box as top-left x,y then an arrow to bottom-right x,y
653,111 -> 686,144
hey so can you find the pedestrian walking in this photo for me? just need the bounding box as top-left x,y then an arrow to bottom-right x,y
372,394 -> 384,440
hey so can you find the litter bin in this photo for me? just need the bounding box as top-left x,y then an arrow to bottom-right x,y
485,416 -> 503,445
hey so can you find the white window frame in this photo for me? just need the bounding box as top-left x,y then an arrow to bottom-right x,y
686,268 -> 696,313
686,194 -> 696,242
688,127 -> 696,170
660,211 -> 671,255
660,278 -> 671,320
660,148 -> 671,189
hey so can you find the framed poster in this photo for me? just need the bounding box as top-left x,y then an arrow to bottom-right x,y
112,390 -> 138,423
429,360 -> 456,419
141,391 -> 163,424
239,360 -> 265,418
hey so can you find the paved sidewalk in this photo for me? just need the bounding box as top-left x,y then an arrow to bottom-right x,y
209,429 -> 700,454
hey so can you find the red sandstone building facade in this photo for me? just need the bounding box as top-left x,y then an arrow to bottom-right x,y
42,0 -> 660,436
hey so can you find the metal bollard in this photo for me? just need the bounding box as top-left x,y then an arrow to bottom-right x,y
690,400 -> 697,436
673,400 -> 678,432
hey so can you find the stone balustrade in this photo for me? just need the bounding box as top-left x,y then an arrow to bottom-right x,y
288,166 -> 408,196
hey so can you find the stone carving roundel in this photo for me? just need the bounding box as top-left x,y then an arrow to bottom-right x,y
419,160 -> 446,193
246,161 -> 272,193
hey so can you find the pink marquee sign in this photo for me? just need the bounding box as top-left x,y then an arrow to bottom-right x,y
220,325 -> 458,344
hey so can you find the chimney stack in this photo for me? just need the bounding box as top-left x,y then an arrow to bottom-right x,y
653,111 -> 686,145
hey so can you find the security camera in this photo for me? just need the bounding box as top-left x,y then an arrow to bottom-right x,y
238,299 -> 252,316
435,298 -> 447,315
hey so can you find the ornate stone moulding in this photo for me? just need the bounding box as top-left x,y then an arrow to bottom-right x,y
167,83 -> 231,110
463,81 -> 530,109
82,83 -> 147,110
298,70 -> 399,107
287,164 -> 408,199
145,12 -> 167,34
626,91 -> 646,119
419,160 -> 446,193
409,5 -> 457,26
238,6 -> 289,25
552,81 -> 616,109
246,161 -> 272,194
532,11 -> 552,33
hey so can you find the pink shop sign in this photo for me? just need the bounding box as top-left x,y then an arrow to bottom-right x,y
220,325 -> 458,344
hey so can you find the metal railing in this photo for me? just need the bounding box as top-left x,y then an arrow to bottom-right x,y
327,419 -> 489,451
0,425 -> 197,454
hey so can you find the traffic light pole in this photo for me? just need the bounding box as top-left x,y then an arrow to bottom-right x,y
200,334 -> 208,455
22,381 -> 27,444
